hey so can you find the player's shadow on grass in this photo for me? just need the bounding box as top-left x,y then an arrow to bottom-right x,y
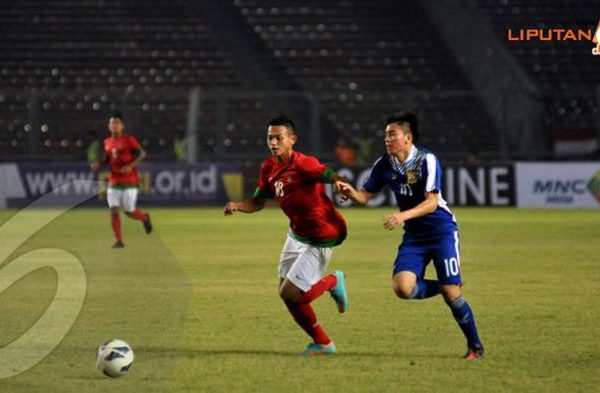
181,349 -> 455,359
136,346 -> 458,359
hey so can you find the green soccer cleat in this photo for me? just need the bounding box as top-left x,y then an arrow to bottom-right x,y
329,270 -> 348,313
300,342 -> 337,356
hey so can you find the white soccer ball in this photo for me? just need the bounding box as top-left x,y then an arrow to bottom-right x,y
96,339 -> 134,378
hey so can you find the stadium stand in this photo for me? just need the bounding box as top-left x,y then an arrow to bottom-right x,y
0,0 -> 255,159
234,0 -> 500,158
471,0 -> 600,155
1,0 -> 595,161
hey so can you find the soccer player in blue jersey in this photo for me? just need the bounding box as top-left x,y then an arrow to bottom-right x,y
338,112 -> 484,359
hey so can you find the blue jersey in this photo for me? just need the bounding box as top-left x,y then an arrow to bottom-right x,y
363,146 -> 457,239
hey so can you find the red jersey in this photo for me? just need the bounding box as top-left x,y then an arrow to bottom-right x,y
103,134 -> 142,187
254,151 -> 347,246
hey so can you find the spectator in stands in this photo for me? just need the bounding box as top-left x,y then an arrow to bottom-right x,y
335,138 -> 357,166
87,130 -> 101,162
173,131 -> 187,161
355,132 -> 374,166
467,148 -> 481,165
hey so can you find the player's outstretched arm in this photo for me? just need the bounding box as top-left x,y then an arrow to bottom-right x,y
223,197 -> 265,216
335,181 -> 373,206
328,172 -> 350,185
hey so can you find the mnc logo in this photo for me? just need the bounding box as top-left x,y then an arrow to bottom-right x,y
586,170 -> 600,202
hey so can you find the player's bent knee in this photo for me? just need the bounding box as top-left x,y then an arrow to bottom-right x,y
392,283 -> 413,299
392,272 -> 417,299
280,291 -> 298,304
279,284 -> 300,303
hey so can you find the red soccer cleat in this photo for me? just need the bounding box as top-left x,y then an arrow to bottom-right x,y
464,346 -> 484,360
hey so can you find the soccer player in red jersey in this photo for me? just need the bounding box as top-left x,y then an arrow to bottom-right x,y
90,113 -> 152,248
224,115 -> 349,356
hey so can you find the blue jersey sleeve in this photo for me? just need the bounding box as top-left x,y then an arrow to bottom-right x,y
424,153 -> 442,193
362,157 -> 386,193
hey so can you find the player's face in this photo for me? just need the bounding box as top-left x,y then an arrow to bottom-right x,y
108,117 -> 125,136
267,125 -> 296,161
384,123 -> 412,157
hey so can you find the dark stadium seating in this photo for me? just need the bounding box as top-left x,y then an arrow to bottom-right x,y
471,0 -> 599,133
1,0 -> 594,160
0,0 -> 254,159
233,0 -> 500,157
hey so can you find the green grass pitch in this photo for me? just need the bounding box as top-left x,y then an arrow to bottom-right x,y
0,207 -> 599,392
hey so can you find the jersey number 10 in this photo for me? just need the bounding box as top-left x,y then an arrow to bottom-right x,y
443,257 -> 459,277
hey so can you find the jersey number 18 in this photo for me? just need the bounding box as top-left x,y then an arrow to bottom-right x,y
274,180 -> 285,198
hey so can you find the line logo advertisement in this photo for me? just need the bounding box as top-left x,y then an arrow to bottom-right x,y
332,165 -> 515,207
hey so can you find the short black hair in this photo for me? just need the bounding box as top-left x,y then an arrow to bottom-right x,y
110,112 -> 124,121
385,112 -> 419,142
268,115 -> 296,133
